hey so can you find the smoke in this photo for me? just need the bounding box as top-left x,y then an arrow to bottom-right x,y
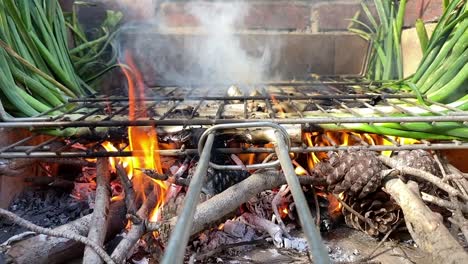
180,2 -> 273,85
118,0 -> 281,88
111,0 -> 157,19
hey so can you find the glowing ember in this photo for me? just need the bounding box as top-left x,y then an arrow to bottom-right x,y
270,94 -> 286,118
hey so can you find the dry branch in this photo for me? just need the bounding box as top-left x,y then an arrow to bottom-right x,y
111,191 -> 157,264
116,163 -> 137,215
445,165 -> 468,241
146,170 -> 324,234
83,158 -> 112,264
3,200 -> 126,264
421,192 -> 468,213
0,208 -> 114,264
241,212 -> 283,246
378,155 -> 468,201
383,177 -> 468,263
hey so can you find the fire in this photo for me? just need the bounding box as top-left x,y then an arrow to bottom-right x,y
327,192 -> 345,220
281,207 -> 289,217
303,131 -> 420,172
303,131 -> 419,218
270,94 -> 286,118
101,51 -> 168,228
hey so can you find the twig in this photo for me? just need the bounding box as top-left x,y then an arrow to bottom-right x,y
110,191 -> 157,264
0,208 -> 115,264
421,192 -> 468,213
137,168 -> 169,181
378,155 -> 468,201
271,184 -> 291,238
434,155 -> 468,242
447,164 -> 468,195
83,158 -> 112,264
365,219 -> 403,261
195,239 -> 267,261
333,193 -> 376,230
116,163 -> 137,216
311,187 -> 321,226
0,231 -> 35,247
172,158 -> 190,180
241,213 -> 283,246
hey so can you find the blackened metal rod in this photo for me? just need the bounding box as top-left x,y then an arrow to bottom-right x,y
8,113 -> 464,128
274,131 -> 330,263
67,93 -> 416,103
3,142 -> 468,159
215,100 -> 226,119
161,133 -> 215,264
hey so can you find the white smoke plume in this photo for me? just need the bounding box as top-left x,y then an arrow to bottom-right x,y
114,0 -> 281,87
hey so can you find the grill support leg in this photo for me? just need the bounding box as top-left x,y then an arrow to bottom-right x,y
274,130 -> 330,264
161,133 -> 215,264
162,123 -> 330,264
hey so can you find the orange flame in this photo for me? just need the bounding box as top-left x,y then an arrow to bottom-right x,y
303,131 -> 419,217
102,51 -> 168,226
270,94 -> 286,118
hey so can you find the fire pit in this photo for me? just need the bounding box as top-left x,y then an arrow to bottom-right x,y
0,75 -> 467,263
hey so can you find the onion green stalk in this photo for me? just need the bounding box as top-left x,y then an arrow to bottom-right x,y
349,0 -> 406,80
0,0 -> 122,119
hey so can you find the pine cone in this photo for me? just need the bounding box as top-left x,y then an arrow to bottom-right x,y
343,191 -> 402,237
393,150 -> 441,192
314,150 -> 384,199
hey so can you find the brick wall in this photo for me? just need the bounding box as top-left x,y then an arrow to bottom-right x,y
61,0 -> 444,81
63,0 -> 445,32
155,0 -> 444,33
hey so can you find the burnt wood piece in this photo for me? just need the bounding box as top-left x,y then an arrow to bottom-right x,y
2,200 -> 125,264
83,158 -> 111,264
147,170 -> 325,235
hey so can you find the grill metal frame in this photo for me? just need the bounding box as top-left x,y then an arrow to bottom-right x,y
0,79 -> 467,159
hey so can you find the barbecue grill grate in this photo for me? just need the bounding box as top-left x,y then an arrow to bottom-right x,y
1,78 -> 467,158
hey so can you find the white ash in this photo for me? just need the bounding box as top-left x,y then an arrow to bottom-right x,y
325,245 -> 358,263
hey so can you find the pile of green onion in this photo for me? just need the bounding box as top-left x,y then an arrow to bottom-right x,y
0,0 -> 121,118
343,0 -> 467,140
349,0 -> 407,81
409,0 -> 467,104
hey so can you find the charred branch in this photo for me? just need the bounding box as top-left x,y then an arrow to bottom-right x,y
110,191 -> 157,264
0,208 -> 114,264
116,164 -> 137,216
146,170 -> 324,234
83,158 -> 112,264
2,200 -> 126,264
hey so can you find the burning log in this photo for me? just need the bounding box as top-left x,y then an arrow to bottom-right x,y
2,200 -> 126,264
83,158 -> 112,264
110,190 -> 157,264
147,170 -> 324,235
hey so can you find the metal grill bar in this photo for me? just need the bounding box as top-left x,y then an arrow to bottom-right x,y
0,80 -> 466,158
1,142 -> 467,159
0,115 -> 467,128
